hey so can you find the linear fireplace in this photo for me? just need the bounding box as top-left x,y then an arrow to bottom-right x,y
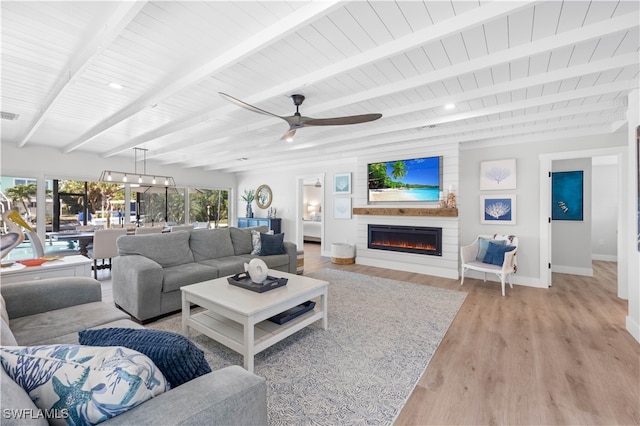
368,224 -> 442,256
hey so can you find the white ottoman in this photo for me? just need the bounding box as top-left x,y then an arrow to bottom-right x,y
331,242 -> 355,265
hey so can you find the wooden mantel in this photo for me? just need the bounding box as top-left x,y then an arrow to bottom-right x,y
352,207 -> 458,217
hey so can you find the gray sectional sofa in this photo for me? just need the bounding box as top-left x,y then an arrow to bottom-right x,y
0,276 -> 267,425
113,226 -> 297,323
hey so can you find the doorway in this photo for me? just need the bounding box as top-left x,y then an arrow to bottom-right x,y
539,146 -> 626,298
295,174 -> 325,257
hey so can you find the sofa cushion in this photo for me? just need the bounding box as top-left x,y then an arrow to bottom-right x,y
197,256 -> 249,277
0,345 -> 168,425
482,241 -> 516,266
10,302 -> 130,346
259,233 -> 286,255
0,294 -> 9,324
1,367 -> 47,426
162,263 -> 219,293
1,317 -> 17,346
79,328 -> 211,388
0,295 -> 16,346
189,228 -> 235,262
238,253 -> 290,270
117,232 -> 194,268
229,226 -> 268,255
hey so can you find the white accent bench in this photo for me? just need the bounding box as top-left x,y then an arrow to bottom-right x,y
460,234 -> 519,296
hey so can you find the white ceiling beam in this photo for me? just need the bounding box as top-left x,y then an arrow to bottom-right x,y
104,0 -> 535,158
169,60 -> 635,168
195,80 -> 631,170
64,0 -> 344,154
208,104 -> 623,171
17,1 -> 147,148
144,16 -> 638,160
220,123 -> 615,173
307,11 -> 640,113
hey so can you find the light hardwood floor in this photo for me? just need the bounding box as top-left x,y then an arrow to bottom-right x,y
301,243 -> 639,426
100,243 -> 639,425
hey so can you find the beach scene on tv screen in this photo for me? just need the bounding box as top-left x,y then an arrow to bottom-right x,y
368,156 -> 441,202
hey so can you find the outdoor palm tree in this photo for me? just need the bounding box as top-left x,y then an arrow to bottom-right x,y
5,183 -> 37,221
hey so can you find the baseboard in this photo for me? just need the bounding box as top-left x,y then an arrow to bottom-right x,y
462,270 -> 545,289
592,254 -> 618,262
626,315 -> 640,343
551,265 -> 593,276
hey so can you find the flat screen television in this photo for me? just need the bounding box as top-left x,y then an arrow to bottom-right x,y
368,156 -> 442,202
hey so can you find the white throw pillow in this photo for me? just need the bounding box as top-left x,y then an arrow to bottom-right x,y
0,344 -> 168,425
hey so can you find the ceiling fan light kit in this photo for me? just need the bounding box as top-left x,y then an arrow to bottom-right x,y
219,92 -> 382,142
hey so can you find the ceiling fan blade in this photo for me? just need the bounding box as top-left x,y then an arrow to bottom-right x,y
280,128 -> 297,142
219,92 -> 282,119
302,113 -> 383,126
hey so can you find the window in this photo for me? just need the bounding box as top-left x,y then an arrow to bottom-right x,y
189,188 -> 229,228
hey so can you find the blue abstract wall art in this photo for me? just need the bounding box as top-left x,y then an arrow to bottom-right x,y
551,170 -> 583,221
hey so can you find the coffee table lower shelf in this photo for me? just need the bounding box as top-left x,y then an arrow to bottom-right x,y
186,307 -> 323,357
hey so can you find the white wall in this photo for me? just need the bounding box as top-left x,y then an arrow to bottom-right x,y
460,133 -> 626,288
626,88 -> 640,343
591,160 -> 618,261
551,158 -> 592,276
236,158 -> 358,254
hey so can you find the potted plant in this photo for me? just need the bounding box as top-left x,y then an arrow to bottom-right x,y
240,189 -> 255,218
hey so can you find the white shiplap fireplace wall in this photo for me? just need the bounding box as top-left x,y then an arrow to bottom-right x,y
355,143 -> 460,279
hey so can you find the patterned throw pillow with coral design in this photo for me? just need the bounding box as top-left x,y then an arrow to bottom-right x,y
0,345 -> 168,425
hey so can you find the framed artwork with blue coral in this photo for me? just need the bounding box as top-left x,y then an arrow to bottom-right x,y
552,170 -> 583,221
334,173 -> 351,194
480,194 -> 516,225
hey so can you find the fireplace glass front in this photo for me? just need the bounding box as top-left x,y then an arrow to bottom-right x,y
368,224 -> 442,256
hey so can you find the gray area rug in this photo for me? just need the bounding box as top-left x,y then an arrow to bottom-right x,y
147,269 -> 466,425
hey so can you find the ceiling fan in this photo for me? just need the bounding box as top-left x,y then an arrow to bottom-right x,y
219,92 -> 382,142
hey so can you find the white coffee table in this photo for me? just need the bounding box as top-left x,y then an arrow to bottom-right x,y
181,270 -> 328,373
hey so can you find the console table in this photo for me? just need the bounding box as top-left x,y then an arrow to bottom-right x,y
237,217 -> 281,234
0,255 -> 92,284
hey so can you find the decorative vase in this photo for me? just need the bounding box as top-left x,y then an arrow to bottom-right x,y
245,258 -> 268,283
246,204 -> 252,218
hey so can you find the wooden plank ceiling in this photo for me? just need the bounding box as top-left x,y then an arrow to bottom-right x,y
1,1 -> 638,173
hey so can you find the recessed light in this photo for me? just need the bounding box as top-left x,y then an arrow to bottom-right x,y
108,82 -> 123,90
444,103 -> 455,110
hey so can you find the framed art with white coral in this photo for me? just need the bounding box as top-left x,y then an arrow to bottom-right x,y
480,159 -> 516,190
481,194 -> 516,225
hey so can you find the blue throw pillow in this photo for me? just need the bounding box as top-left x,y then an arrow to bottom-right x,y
482,241 -> 516,266
78,328 -> 211,388
476,237 -> 506,261
260,232 -> 286,255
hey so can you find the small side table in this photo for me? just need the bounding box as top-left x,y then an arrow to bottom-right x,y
331,243 -> 355,265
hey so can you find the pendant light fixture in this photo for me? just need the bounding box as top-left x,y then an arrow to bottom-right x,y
99,148 -> 175,187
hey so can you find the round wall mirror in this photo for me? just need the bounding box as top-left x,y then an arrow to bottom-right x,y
256,185 -> 272,209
